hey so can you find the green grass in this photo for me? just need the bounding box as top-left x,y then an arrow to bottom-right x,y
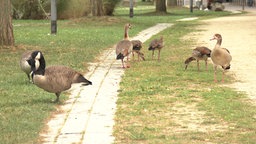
113,7 -> 256,144
0,4 -> 254,144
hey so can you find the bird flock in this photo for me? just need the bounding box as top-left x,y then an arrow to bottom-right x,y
184,33 -> 232,82
20,23 -> 232,102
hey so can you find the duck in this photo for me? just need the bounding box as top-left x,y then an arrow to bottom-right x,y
116,23 -> 133,68
184,46 -> 211,71
210,33 -> 232,82
131,40 -> 145,61
20,50 -> 34,82
148,36 -> 164,61
27,51 -> 92,102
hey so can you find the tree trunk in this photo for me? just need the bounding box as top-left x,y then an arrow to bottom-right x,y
90,0 -> 104,16
0,0 -> 15,46
156,0 -> 167,12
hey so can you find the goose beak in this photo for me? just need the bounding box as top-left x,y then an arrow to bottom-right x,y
210,37 -> 215,41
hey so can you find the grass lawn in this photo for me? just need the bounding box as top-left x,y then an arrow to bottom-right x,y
0,4 -> 255,144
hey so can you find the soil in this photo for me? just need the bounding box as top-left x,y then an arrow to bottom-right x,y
196,11 -> 256,102
172,9 -> 256,133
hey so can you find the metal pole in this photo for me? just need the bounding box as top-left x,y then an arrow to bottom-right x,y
51,0 -> 57,34
242,0 -> 245,10
190,0 -> 193,13
130,0 -> 134,18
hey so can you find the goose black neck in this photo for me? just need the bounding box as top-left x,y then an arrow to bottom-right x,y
34,54 -> 46,76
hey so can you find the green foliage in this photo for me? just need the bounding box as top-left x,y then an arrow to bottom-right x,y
12,0 -> 122,19
12,0 -> 49,19
103,0 -> 122,15
57,0 -> 90,19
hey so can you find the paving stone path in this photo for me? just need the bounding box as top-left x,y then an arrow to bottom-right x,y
41,23 -> 173,144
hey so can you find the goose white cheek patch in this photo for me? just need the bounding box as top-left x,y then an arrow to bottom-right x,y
35,60 -> 40,70
35,52 -> 41,60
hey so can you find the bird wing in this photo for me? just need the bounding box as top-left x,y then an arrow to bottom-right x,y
116,40 -> 132,57
44,66 -> 76,91
131,40 -> 142,51
149,39 -> 158,48
195,47 -> 211,55
222,48 -> 230,54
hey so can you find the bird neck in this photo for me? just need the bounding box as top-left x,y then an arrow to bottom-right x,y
34,57 -> 46,76
124,26 -> 129,40
214,39 -> 222,49
34,67 -> 45,76
217,39 -> 222,46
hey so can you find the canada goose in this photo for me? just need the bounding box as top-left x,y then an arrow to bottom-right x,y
27,51 -> 92,102
116,23 -> 133,68
148,36 -> 164,61
184,46 -> 211,71
131,40 -> 145,61
210,34 -> 232,82
20,50 -> 34,82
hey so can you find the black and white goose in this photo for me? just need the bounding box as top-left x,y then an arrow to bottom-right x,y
27,51 -> 92,102
20,50 -> 34,82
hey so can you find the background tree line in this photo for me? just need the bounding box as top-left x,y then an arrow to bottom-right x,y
11,0 -> 122,19
1,0 -> 168,47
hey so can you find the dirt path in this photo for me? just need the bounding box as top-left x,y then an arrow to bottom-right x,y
171,6 -> 256,134
194,7 -> 256,102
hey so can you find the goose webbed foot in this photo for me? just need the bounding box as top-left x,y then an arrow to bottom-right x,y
53,93 -> 60,103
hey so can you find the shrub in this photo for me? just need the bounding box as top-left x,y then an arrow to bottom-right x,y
103,0 -> 121,16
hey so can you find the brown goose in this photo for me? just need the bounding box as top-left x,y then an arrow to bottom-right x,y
20,50 -> 34,82
184,46 -> 211,71
210,34 -> 232,82
27,51 -> 92,102
116,23 -> 133,68
131,40 -> 145,61
148,36 -> 164,61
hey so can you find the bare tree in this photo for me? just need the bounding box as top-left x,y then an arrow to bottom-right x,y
156,0 -> 167,13
90,0 -> 104,16
0,0 -> 15,46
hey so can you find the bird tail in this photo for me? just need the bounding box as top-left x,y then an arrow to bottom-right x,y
222,64 -> 231,70
206,49 -> 211,57
148,46 -> 154,51
184,57 -> 196,70
74,74 -> 92,86
116,53 -> 124,60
